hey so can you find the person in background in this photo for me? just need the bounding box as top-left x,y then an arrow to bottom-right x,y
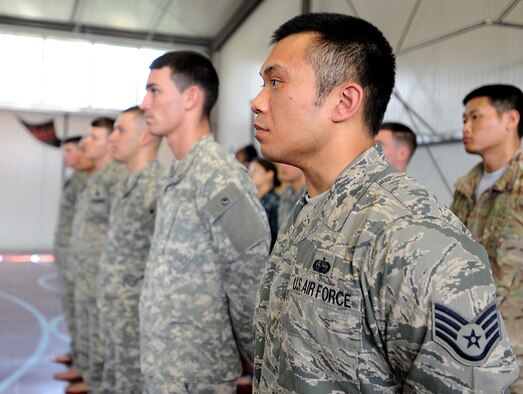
235,144 -> 258,168
52,138 -> 95,385
374,121 -> 417,172
74,139 -> 96,174
139,50 -> 270,393
65,118 -> 127,394
52,135 -> 85,368
249,157 -> 281,250
451,84 -> 523,393
97,106 -> 163,394
277,163 -> 305,228
251,12 -> 519,392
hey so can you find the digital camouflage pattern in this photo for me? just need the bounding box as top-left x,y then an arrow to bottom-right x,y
277,185 -> 305,228
55,171 -> 88,274
140,134 -> 270,392
97,159 -> 163,394
54,170 -> 88,360
68,160 -> 127,392
253,145 -> 519,393
451,148 -> 523,392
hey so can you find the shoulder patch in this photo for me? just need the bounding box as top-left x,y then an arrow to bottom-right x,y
432,302 -> 501,366
204,183 -> 267,254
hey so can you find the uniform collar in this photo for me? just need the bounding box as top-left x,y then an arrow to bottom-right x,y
283,145 -> 390,247
317,145 -> 390,232
167,134 -> 214,185
123,158 -> 159,196
455,148 -> 523,199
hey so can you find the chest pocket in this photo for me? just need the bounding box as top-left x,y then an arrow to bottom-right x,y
88,184 -> 109,220
277,250 -> 363,393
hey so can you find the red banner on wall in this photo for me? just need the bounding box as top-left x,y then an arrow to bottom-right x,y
19,118 -> 61,147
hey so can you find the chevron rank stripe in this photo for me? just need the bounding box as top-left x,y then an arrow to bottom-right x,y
432,302 -> 501,366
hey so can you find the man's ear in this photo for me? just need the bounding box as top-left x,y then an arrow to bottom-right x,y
139,130 -> 154,147
331,83 -> 363,123
183,86 -> 201,111
397,145 -> 409,162
504,109 -> 520,134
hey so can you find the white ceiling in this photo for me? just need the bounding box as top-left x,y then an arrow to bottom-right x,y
0,0 -> 262,50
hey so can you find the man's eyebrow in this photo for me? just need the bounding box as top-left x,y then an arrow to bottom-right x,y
145,82 -> 158,89
463,108 -> 479,117
261,64 -> 286,77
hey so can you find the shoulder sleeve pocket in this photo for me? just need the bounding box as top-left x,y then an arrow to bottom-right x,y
204,183 -> 267,254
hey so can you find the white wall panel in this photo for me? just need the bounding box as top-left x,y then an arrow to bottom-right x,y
0,109 -> 172,252
215,0 -> 301,153
0,111 -> 91,252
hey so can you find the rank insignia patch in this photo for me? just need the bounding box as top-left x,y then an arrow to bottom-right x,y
432,302 -> 501,366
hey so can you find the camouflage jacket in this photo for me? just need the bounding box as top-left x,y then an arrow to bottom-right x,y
54,170 -> 88,273
451,148 -> 523,356
68,160 -> 128,298
253,146 -> 519,393
140,134 -> 270,387
97,159 -> 163,333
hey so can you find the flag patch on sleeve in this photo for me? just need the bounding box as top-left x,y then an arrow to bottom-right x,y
432,302 -> 501,366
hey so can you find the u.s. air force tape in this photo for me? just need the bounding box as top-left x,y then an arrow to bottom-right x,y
432,301 -> 501,366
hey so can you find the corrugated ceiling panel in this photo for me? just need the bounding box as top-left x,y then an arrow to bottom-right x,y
401,0 -> 510,49
505,0 -> 523,23
78,0 -> 159,31
156,0 -> 245,36
0,0 -> 74,22
393,25 -> 523,136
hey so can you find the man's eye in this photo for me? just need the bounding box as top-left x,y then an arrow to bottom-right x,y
270,79 -> 279,87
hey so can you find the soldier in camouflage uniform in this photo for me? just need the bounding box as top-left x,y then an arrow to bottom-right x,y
374,122 -> 417,172
451,84 -> 523,393
97,106 -> 163,394
139,51 -> 270,393
250,13 -> 520,392
277,164 -> 305,228
67,118 -> 128,393
53,135 -> 86,367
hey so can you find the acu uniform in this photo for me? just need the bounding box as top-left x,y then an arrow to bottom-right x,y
69,160 -> 127,392
451,148 -> 523,392
254,146 -> 519,393
140,134 -> 270,393
97,158 -> 163,394
54,170 -> 88,360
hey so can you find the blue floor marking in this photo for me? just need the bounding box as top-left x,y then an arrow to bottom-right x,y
37,272 -> 62,293
49,314 -> 70,343
0,290 -> 50,393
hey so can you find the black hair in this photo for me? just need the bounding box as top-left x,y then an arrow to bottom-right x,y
380,122 -> 417,156
272,13 -> 395,136
150,50 -> 219,119
253,157 -> 281,188
62,136 -> 82,145
463,84 -> 523,138
237,144 -> 258,163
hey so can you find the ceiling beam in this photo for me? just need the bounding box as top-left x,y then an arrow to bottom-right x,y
145,0 -> 173,40
302,0 -> 311,14
210,0 -> 264,52
70,0 -> 85,32
0,14 -> 212,47
396,20 -> 485,56
495,0 -> 520,22
395,0 -> 421,52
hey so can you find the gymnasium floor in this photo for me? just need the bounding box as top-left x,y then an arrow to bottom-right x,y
0,254 -> 69,394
